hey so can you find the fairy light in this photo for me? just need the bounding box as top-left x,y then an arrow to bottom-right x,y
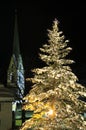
48,109 -> 54,115
45,108 -> 56,119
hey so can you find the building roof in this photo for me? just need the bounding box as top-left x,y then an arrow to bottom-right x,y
0,84 -> 15,101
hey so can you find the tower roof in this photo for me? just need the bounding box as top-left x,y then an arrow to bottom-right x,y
7,10 -> 25,99
13,11 -> 20,59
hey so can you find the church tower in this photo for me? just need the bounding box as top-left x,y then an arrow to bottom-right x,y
7,11 -> 25,100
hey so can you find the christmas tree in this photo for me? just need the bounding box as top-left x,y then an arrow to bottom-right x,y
20,19 -> 86,130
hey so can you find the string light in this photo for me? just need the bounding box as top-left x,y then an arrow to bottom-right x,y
47,109 -> 54,116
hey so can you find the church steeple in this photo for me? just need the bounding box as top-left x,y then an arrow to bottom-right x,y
13,10 -> 20,59
7,10 -> 25,99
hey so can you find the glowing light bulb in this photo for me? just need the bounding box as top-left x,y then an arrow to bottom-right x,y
48,109 -> 54,115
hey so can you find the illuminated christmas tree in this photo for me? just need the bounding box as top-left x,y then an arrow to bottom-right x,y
20,19 -> 86,130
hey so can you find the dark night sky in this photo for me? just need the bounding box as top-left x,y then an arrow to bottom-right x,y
0,1 -> 86,90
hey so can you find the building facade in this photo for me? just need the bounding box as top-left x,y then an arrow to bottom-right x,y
0,84 -> 15,130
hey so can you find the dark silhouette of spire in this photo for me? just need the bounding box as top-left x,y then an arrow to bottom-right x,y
13,9 -> 20,60
7,10 -> 25,99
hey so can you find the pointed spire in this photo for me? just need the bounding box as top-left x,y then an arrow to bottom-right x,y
7,9 -> 25,99
13,9 -> 20,59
